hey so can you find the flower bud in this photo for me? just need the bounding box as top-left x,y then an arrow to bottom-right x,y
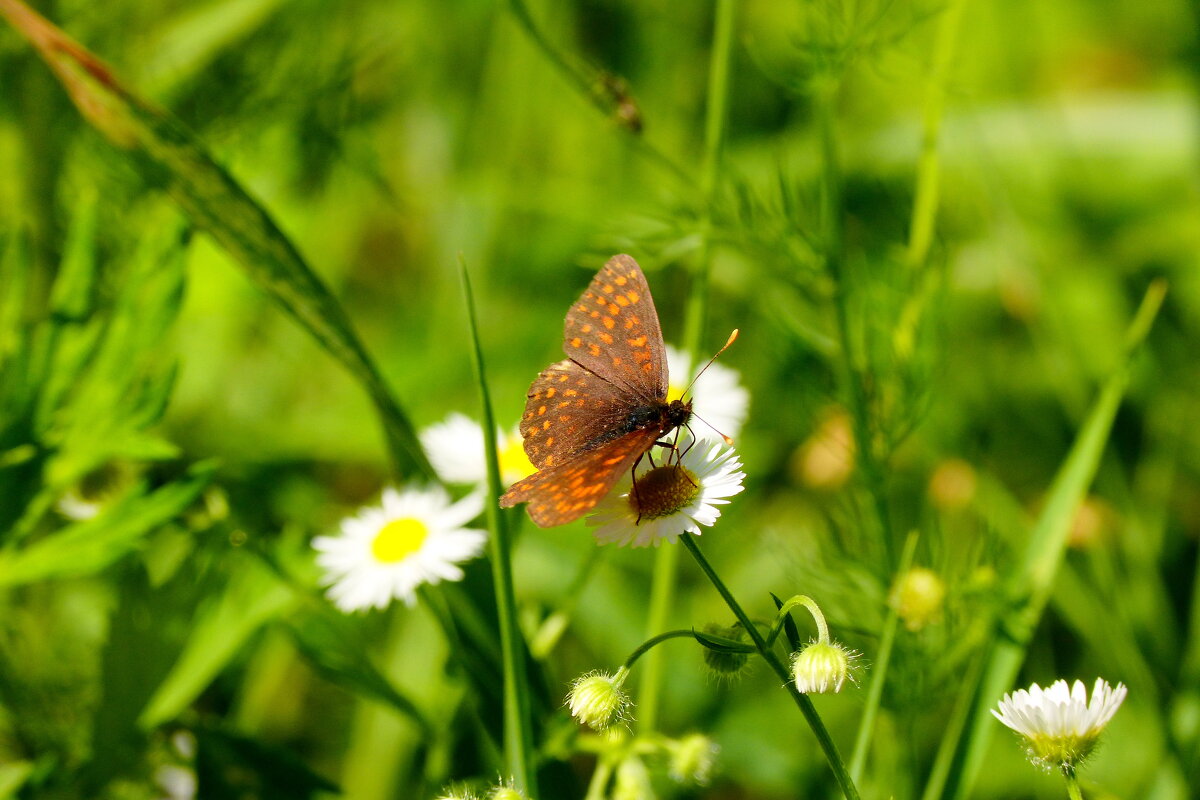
701,623 -> 750,680
889,567 -> 946,632
791,640 -> 857,694
566,668 -> 631,731
488,787 -> 526,800
667,732 -> 719,785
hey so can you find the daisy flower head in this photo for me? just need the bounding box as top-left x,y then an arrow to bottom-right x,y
587,438 -> 745,548
992,678 -> 1127,772
420,412 -> 535,488
665,344 -> 749,442
313,486 -> 486,612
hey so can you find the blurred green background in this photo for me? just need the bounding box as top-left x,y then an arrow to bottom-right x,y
2,0 -> 1199,798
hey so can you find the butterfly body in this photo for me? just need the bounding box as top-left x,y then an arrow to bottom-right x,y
500,255 -> 689,527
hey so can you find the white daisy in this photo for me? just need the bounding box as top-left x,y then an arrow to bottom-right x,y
587,438 -> 745,548
420,412 -> 535,488
666,344 -> 749,443
313,486 -> 486,612
992,678 -> 1127,771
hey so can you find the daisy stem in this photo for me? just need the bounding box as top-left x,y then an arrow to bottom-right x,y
460,261 -> 536,795
1064,767 -> 1084,800
680,534 -> 862,800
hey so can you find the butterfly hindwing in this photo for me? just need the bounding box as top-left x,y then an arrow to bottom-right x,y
500,427 -> 661,527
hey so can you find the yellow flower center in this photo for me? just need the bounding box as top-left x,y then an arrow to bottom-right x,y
666,379 -> 687,404
629,464 -> 699,520
371,517 -> 429,563
499,436 -> 536,483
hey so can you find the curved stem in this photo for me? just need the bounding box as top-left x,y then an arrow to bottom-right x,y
624,630 -> 697,670
680,534 -> 861,800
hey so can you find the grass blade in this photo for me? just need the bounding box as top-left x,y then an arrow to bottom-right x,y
0,0 -> 431,479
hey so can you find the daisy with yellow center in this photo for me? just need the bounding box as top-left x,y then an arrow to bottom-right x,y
313,486 -> 486,612
587,438 -> 745,547
420,412 -> 535,488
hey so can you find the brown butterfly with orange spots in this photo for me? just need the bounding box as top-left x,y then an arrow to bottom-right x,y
499,255 -> 694,527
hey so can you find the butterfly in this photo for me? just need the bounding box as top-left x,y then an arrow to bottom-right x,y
499,255 -> 692,527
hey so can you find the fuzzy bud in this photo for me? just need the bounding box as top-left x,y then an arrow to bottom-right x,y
792,640 -> 857,694
567,668 -> 631,731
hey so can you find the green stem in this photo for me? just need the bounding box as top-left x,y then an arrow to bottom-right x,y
849,531 -> 920,782
680,534 -> 861,800
641,0 -> 737,735
682,0 -> 736,354
637,542 -> 678,732
583,757 -> 615,800
894,0 -> 968,362
1064,767 -> 1084,800
906,0 -> 966,271
767,595 -> 830,645
461,261 -> 535,795
623,630 -> 697,670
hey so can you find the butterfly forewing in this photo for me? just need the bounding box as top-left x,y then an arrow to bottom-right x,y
562,254 -> 668,402
500,427 -> 661,527
519,359 -> 635,470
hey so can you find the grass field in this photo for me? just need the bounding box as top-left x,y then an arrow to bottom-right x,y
2,1 -> 1198,798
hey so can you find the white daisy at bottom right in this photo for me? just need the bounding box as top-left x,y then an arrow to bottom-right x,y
992,678 -> 1127,772
587,439 -> 745,548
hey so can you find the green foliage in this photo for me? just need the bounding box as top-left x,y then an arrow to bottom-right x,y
2,0 -> 1198,798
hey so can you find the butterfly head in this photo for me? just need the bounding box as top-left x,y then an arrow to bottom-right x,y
665,397 -> 693,430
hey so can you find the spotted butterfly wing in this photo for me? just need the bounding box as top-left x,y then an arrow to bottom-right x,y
500,254 -> 688,527
500,428 -> 662,527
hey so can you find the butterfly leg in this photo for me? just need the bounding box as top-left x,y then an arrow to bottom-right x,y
676,425 -> 698,487
631,452 -> 646,525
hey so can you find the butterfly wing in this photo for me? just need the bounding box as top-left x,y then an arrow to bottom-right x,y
519,359 -> 641,470
561,254 -> 669,402
500,427 -> 660,527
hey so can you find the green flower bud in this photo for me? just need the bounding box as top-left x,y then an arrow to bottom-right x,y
567,667 -> 631,731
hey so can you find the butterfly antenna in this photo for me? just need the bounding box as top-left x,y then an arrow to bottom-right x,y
690,411 -> 734,445
682,329 -> 739,398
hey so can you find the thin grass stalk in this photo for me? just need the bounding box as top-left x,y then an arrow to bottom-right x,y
934,281 -> 1166,800
906,0 -> 967,271
680,534 -> 861,800
849,530 -> 919,781
895,0 -> 968,361
639,0 -> 737,735
460,261 -> 536,795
